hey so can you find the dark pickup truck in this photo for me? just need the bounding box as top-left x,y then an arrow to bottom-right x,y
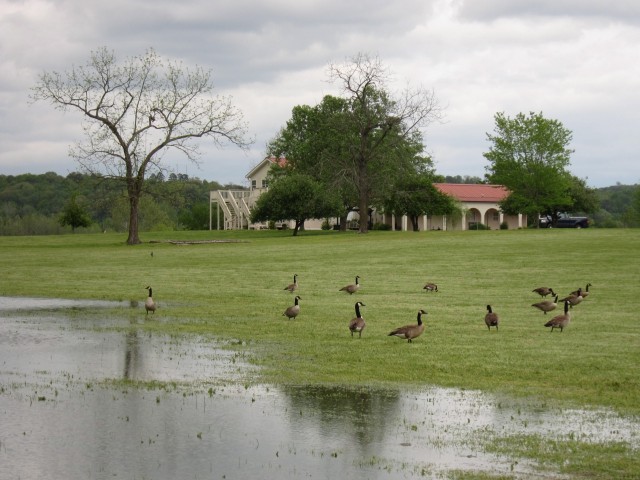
539,215 -> 590,228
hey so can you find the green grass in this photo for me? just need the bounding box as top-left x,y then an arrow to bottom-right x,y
1,228 -> 639,416
486,434 -> 640,479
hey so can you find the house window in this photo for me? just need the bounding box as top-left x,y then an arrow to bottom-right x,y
262,179 -> 268,188
251,180 -> 256,189
493,212 -> 499,221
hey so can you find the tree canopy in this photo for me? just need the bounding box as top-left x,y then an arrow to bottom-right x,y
59,194 -> 92,232
31,47 -> 251,244
484,111 -> 597,224
250,173 -> 342,235
382,173 -> 457,231
267,54 -> 442,232
327,53 -> 443,232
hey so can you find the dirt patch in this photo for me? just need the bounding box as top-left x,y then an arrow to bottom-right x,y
150,239 -> 249,245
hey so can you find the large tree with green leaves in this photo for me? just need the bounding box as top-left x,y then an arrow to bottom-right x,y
329,53 -> 443,233
382,173 -> 456,231
250,173 -> 342,236
483,111 -> 588,224
31,47 -> 251,244
267,95 -> 356,229
59,194 -> 92,232
268,53 -> 442,233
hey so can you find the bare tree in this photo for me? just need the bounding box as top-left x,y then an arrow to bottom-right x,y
328,53 -> 443,233
31,47 -> 251,244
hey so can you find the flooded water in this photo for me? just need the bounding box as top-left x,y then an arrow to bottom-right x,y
1,297 -> 638,479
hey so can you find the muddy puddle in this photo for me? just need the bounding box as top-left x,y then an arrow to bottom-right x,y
1,297 -> 638,479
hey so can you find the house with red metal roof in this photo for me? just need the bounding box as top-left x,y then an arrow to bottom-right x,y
376,183 -> 526,231
437,183 -> 526,230
210,157 -> 526,231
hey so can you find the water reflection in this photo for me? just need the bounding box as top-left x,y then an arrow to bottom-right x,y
0,298 -> 638,479
0,296 -> 131,311
123,330 -> 141,379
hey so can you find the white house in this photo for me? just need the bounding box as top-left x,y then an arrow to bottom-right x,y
210,157 -> 527,231
376,183 -> 526,231
209,156 -> 299,230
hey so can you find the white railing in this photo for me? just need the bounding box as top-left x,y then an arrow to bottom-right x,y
210,190 -> 254,230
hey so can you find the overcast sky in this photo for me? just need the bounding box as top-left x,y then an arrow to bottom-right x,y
1,0 -> 639,188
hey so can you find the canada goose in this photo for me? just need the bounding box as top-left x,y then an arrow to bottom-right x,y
544,300 -> 571,332
340,275 -> 361,295
423,283 -> 438,292
532,294 -> 559,314
484,305 -> 499,330
144,286 -> 156,315
532,287 -> 555,298
571,283 -> 592,298
388,310 -> 427,343
283,295 -> 301,319
561,288 -> 583,308
348,302 -> 366,338
284,274 -> 299,293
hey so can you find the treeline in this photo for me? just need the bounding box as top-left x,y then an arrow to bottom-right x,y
0,171 -> 243,236
591,183 -> 640,227
1,172 -> 638,235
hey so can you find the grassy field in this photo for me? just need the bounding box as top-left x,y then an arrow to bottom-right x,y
1,228 -> 639,418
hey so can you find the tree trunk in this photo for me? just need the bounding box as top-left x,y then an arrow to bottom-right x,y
358,160 -> 369,234
293,219 -> 301,236
411,216 -> 419,231
126,193 -> 141,245
358,194 -> 369,234
339,213 -> 348,231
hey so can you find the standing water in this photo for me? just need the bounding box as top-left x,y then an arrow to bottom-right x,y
1,297 -> 638,479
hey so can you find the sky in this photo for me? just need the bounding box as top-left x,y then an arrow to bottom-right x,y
1,0 -> 639,188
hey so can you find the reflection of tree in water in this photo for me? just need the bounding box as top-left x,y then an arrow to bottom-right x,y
123,330 -> 142,379
282,385 -> 400,452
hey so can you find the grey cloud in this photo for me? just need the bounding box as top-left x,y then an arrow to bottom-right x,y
458,0 -> 640,23
1,0 -> 639,187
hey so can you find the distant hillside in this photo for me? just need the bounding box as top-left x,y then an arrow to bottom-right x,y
0,172 -> 229,235
592,184 -> 639,227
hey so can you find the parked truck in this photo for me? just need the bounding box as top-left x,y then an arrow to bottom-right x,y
539,213 -> 590,228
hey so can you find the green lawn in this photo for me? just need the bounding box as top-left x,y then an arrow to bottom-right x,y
1,228 -> 639,416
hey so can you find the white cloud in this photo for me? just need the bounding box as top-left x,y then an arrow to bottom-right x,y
0,0 -> 638,187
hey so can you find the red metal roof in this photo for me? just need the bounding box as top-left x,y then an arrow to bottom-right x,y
245,156 -> 288,179
434,183 -> 510,202
268,156 -> 288,168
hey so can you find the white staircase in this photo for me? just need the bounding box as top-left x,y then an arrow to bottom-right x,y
210,190 -> 254,230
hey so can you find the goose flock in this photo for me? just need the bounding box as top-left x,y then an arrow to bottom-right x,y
533,283 -> 591,332
142,279 -> 591,341
281,276 -> 590,341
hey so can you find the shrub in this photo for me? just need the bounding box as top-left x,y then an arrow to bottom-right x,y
372,222 -> 392,231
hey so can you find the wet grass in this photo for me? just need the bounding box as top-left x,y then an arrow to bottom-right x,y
1,228 -> 639,418
3,229 -> 640,477
486,433 -> 640,479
